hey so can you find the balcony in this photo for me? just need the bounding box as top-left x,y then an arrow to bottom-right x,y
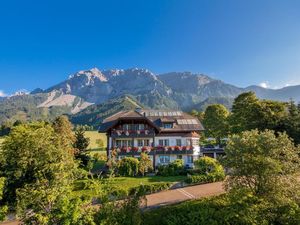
110,129 -> 155,138
111,146 -> 194,155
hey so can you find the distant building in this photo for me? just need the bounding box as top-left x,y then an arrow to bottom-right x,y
99,109 -> 222,168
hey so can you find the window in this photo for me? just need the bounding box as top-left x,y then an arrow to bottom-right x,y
123,124 -> 129,130
186,139 -> 191,146
163,123 -> 173,129
138,124 -> 145,130
192,139 -> 199,146
138,140 -> 143,147
119,140 -> 132,147
158,139 -> 169,146
176,139 -> 182,146
187,155 -> 193,163
138,139 -> 150,147
177,155 -> 182,159
159,139 -> 164,146
159,156 -> 170,164
116,140 -> 122,147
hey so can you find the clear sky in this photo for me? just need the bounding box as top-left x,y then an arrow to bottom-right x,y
1,0 -> 300,95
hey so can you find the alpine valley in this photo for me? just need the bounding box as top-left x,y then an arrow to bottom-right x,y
1,67 -> 300,125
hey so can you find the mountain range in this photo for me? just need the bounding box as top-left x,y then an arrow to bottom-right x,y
1,67 -> 300,125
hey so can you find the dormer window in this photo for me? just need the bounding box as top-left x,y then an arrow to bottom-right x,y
163,123 -> 173,129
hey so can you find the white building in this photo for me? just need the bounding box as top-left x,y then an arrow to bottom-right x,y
99,109 -> 204,168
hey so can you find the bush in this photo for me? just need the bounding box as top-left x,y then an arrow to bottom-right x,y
109,182 -> 172,199
138,153 -> 153,176
185,157 -> 225,184
157,159 -> 185,176
129,183 -> 172,195
117,157 -> 139,177
142,192 -> 300,225
194,156 -> 224,175
186,173 -> 224,184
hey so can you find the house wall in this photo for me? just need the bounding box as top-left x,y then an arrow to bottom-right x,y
109,135 -> 201,167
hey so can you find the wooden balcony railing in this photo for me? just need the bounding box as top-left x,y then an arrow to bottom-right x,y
111,129 -> 155,137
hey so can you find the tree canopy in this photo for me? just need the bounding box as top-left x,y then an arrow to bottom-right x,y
223,129 -> 300,201
203,104 -> 229,144
1,122 -> 77,205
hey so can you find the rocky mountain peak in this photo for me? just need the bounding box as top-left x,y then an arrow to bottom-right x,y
69,67 -> 108,82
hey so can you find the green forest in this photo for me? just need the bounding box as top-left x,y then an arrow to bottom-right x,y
0,92 -> 300,224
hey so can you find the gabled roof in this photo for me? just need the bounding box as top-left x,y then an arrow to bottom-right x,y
99,109 -> 204,132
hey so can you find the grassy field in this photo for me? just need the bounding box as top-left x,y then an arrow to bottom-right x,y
84,131 -> 107,150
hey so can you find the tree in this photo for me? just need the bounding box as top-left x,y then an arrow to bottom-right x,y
138,153 -> 153,176
284,100 -> 300,144
229,92 -> 263,133
223,130 -> 300,201
203,104 -> 229,145
229,92 -> 287,135
0,178 -> 8,222
73,126 -> 91,167
117,157 -> 139,177
1,122 -> 77,205
17,182 -> 96,225
74,127 -> 90,154
53,115 -> 75,154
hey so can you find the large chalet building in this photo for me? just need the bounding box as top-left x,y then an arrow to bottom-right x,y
99,109 -> 205,168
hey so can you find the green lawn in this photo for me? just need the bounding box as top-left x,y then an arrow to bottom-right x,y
109,176 -> 186,190
84,131 -> 107,150
73,176 -> 186,199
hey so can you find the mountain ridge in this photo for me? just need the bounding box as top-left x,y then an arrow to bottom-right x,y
1,67 -> 300,124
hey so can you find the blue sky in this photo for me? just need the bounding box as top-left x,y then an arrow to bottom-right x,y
0,0 -> 300,95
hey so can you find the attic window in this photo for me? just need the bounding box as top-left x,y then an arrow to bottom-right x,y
163,123 -> 173,129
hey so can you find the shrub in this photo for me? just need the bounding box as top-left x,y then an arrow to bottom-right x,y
142,192 -> 300,225
138,153 -> 153,176
186,157 -> 225,184
117,157 -> 139,177
194,156 -> 224,175
157,159 -> 185,176
186,173 -> 224,184
129,183 -> 172,195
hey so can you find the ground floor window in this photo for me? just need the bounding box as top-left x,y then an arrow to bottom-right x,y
159,155 -> 170,164
177,155 -> 182,159
187,155 -> 193,163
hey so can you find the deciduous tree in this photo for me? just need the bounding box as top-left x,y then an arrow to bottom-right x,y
203,104 -> 229,145
53,115 -> 75,153
223,130 -> 300,201
1,122 -> 77,204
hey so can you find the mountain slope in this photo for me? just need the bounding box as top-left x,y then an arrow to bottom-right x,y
246,85 -> 300,102
2,67 -> 300,125
70,95 -> 144,127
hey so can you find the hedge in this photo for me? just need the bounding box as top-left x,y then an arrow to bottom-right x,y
185,173 -> 225,184
110,182 -> 173,198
